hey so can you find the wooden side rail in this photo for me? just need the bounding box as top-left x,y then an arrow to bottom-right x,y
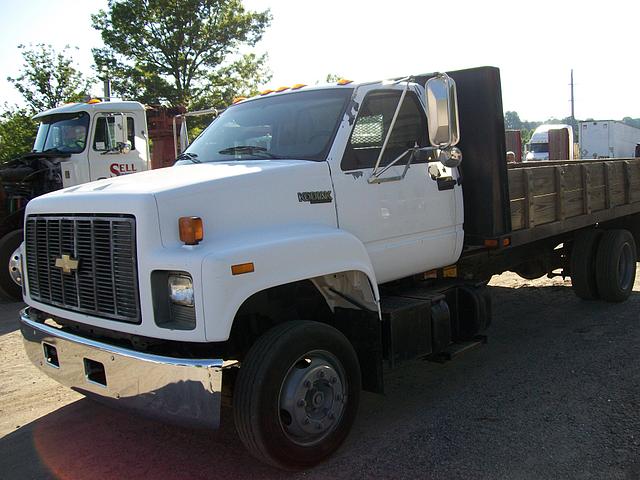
508,158 -> 640,233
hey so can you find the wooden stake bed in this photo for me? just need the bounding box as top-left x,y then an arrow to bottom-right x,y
507,158 -> 640,246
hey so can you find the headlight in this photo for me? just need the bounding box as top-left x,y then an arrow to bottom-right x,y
168,274 -> 194,307
152,271 -> 196,330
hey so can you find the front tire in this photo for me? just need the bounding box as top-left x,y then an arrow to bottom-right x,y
233,321 -> 361,470
0,230 -> 23,301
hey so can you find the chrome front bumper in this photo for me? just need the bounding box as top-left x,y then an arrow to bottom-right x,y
20,307 -> 224,428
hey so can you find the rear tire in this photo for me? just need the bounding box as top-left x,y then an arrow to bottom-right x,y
570,229 -> 603,300
233,321 -> 361,470
595,229 -> 636,302
0,230 -> 23,301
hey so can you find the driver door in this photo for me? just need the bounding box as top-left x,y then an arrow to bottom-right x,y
331,87 -> 463,283
88,113 -> 141,180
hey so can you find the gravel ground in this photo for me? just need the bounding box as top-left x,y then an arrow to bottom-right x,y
1,272 -> 640,479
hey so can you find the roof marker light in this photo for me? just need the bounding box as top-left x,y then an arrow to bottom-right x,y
87,98 -> 101,104
232,96 -> 247,104
291,83 -> 307,90
337,79 -> 353,85
275,86 -> 289,92
260,89 -> 274,96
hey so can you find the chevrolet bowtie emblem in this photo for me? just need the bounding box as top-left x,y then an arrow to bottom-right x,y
54,254 -> 79,274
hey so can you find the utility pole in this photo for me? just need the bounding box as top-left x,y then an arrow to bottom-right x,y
103,77 -> 112,102
570,69 -> 575,121
102,67 -> 111,102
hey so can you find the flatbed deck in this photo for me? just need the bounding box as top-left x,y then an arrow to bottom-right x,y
507,158 -> 640,246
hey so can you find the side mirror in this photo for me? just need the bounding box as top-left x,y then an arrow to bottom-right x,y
425,74 -> 460,148
118,141 -> 132,154
438,147 -> 463,168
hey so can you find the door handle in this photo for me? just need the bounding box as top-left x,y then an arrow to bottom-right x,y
436,176 -> 457,191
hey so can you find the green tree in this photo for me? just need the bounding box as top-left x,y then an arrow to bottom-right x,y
183,52 -> 270,140
623,117 -> 640,129
192,52 -> 270,109
7,44 -> 93,112
0,106 -> 38,163
504,111 -> 522,130
325,74 -> 344,83
92,0 -> 272,108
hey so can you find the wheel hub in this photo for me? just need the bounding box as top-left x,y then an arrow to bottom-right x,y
9,247 -> 22,287
279,352 -> 346,446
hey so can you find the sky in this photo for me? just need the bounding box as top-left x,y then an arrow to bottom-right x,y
0,0 -> 638,121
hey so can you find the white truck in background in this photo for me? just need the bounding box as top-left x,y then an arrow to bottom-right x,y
525,124 -> 574,161
0,100 -> 208,300
579,120 -> 640,159
0,101 -> 152,300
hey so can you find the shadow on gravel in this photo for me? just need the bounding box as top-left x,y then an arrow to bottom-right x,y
0,302 -> 24,336
0,400 -> 290,480
487,282 -> 640,314
2,283 -> 640,480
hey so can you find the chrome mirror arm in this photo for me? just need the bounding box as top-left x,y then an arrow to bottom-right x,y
368,81 -> 410,183
368,147 -> 414,184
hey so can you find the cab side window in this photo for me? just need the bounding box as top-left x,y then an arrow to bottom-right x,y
341,90 -> 427,171
127,117 -> 136,150
93,116 -> 136,151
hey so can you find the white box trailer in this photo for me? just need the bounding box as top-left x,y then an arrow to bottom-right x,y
579,120 -> 640,159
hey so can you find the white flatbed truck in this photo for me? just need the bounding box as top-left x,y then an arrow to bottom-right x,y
16,67 -> 640,469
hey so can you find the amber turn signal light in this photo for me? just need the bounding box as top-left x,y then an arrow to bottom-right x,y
179,217 -> 203,245
231,262 -> 254,275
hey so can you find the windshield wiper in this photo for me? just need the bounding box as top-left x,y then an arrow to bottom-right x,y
23,147 -> 71,158
176,152 -> 201,163
218,145 -> 279,159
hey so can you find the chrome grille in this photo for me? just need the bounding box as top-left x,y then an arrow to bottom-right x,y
25,215 -> 140,323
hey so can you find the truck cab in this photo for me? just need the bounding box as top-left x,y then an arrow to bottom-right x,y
0,100 -> 150,300
175,81 -> 464,283
16,72 -> 466,467
32,100 -> 150,185
525,123 -> 574,161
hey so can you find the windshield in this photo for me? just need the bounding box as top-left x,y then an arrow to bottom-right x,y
530,143 -> 548,153
33,112 -> 90,154
179,89 -> 353,163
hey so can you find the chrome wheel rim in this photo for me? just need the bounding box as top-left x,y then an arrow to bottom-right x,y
278,350 -> 347,447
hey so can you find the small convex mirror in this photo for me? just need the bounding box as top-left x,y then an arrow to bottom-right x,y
119,141 -> 132,154
425,74 -> 460,148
